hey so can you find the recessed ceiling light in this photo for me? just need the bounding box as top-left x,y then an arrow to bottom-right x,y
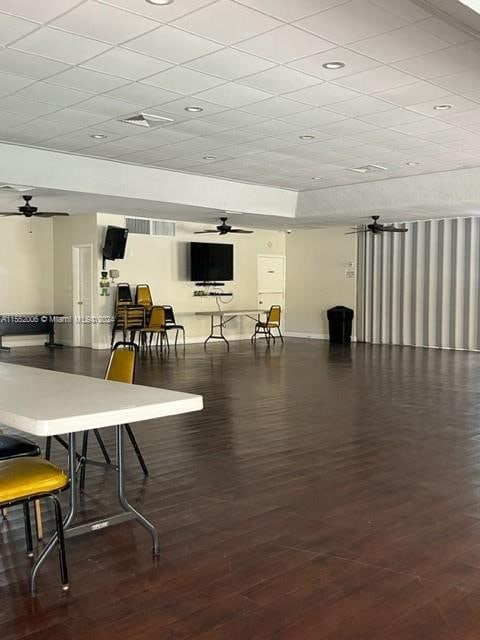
90,134 -> 107,139
322,61 -> 345,70
406,161 -> 419,166
434,104 -> 452,110
145,0 -> 174,5
203,156 -> 216,160
299,135 -> 315,140
312,177 -> 323,181
185,106 -> 203,113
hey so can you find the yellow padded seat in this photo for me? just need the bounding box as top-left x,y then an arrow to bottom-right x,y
0,458 -> 68,504
105,348 -> 135,384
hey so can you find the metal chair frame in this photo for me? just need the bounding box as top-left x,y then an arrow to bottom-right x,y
251,305 -> 284,346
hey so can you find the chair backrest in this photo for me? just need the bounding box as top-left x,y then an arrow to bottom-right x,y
115,305 -> 145,329
116,283 -> 132,307
149,306 -> 166,328
106,342 -> 137,384
136,284 -> 153,307
162,305 -> 175,324
267,305 -> 281,325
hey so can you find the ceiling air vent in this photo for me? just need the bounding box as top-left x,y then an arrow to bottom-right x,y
347,164 -> 387,174
152,220 -> 175,237
119,112 -> 174,128
125,217 -> 150,235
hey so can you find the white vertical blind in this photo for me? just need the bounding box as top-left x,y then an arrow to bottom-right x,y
357,217 -> 480,350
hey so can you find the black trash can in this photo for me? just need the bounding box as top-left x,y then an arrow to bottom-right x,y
327,306 -> 354,344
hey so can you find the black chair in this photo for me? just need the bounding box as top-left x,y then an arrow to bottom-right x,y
162,305 -> 185,347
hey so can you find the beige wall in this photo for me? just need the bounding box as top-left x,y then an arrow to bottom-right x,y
285,228 -> 357,338
95,213 -> 286,347
0,217 -> 54,346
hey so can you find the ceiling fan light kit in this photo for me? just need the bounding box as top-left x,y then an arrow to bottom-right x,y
194,217 -> 253,235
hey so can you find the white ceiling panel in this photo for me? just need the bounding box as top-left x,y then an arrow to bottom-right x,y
0,49 -> 69,79
81,48 -> 172,80
12,27 -> 111,64
238,119 -> 301,136
105,82 -> 181,106
359,108 -> 426,127
393,44 -> 480,79
235,25 -> 333,64
172,1 -> 282,46
432,70 -> 480,95
418,16 -> 473,45
0,13 -> 38,44
193,82 -> 273,108
124,25 -> 222,63
240,96 -> 314,117
99,0 -> 221,23
47,67 -> 128,93
142,66 -> 224,94
287,47 -> 379,80
295,0 -> 408,45
234,0 -> 347,22
0,95 -> 58,117
51,2 -> 158,45
368,0 -> 430,22
333,66 -> 417,92
0,0 -> 82,23
200,109 -> 267,127
75,95 -> 144,117
324,95 -> 393,117
285,82 -> 361,106
40,108 -> 109,128
404,95 -> 479,118
239,66 -> 319,94
149,96 -> 226,117
185,47 -> 274,80
390,119 -> 454,135
0,71 -> 35,96
349,25 -> 449,63
15,82 -> 93,107
279,108 -> 346,127
373,81 -> 452,106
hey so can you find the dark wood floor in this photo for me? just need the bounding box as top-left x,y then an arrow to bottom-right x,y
2,339 -> 480,639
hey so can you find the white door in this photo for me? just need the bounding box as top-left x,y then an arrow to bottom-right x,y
72,245 -> 93,348
257,255 -> 285,318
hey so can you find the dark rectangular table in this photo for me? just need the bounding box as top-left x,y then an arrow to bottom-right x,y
0,314 -> 63,351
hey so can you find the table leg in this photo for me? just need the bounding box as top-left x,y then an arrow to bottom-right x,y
203,314 -> 230,350
115,425 -> 159,555
30,433 -> 77,595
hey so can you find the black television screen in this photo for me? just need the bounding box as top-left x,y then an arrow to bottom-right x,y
190,242 -> 233,282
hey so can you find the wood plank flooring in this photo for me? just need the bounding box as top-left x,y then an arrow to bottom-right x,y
2,339 -> 480,638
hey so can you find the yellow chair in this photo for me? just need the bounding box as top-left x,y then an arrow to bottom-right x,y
135,284 -> 153,309
0,457 -> 69,592
139,306 -> 169,350
78,342 -> 149,490
111,305 -> 146,347
251,305 -> 284,345
115,282 -> 132,308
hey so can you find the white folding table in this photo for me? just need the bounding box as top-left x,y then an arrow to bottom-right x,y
195,309 -> 266,349
0,363 -> 203,593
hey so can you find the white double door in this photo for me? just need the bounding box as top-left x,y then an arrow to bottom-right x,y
72,244 -> 93,348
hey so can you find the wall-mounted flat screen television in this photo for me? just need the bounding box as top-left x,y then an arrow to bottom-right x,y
190,242 -> 233,282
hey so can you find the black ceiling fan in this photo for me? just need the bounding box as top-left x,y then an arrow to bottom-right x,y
0,195 -> 69,218
346,215 -> 408,235
194,216 -> 253,235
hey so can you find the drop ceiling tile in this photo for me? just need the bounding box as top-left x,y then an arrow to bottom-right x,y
438,108 -> 480,127
321,118 -> 377,136
124,25 -> 222,63
47,67 -> 128,93
151,96 -> 226,117
81,48 -> 172,80
350,25 -> 449,63
234,0 -> 347,21
15,82 -> 92,107
105,83 -> 180,107
0,49 -> 69,79
359,107 -> 425,127
12,27 -> 111,64
0,110 -> 34,127
285,82 -> 361,106
171,1 -> 281,46
39,133 -> 105,152
8,118 -> 80,142
193,83 -> 272,108
324,95 -> 393,117
167,119 -> 230,136
238,119 -> 300,136
373,81 -> 449,106
405,95 -> 479,118
0,13 -> 38,44
368,0 -> 430,22
200,109 -> 267,127
431,71 -> 480,95
419,17 -> 473,45
99,0 -> 218,23
333,66 -> 417,92
240,96 -> 314,117
75,95 -> 144,117
390,118 -> 454,135
0,95 -> 58,117
142,66 -> 224,94
40,108 -> 109,127
239,66 -> 319,94
185,47 -> 275,80
0,0 -> 82,23
235,25 -> 333,64
51,2 -> 158,44
280,108 -> 346,127
123,127 -> 194,146
295,0 -> 408,45
201,130 -> 262,147
0,71 -> 35,96
393,45 -> 480,80
287,47 -> 379,80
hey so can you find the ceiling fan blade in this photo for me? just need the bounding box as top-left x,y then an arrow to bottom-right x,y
229,229 -> 253,233
345,230 -> 367,235
194,230 -> 218,234
34,212 -> 69,217
383,227 -> 408,232
0,212 -> 21,216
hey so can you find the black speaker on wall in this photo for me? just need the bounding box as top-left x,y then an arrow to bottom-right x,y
103,226 -> 128,260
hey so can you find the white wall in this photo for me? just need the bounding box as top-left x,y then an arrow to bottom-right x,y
95,213 -> 286,348
285,228 -> 357,339
0,217 -> 54,346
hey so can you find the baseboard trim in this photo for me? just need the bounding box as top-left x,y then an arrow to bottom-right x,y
284,332 -> 357,342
